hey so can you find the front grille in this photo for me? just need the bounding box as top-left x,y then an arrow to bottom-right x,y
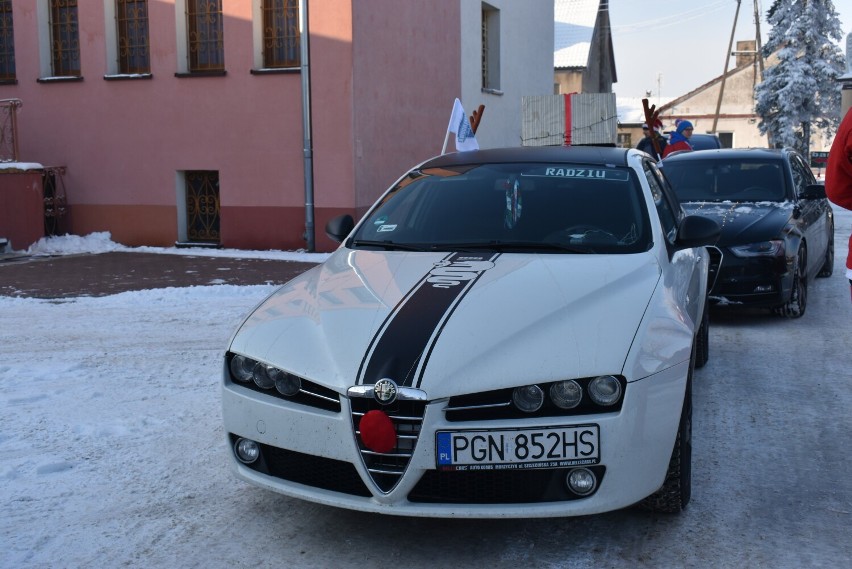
229,434 -> 371,497
408,466 -> 606,504
350,394 -> 426,493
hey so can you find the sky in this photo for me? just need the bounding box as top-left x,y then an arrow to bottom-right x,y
1,208 -> 851,566
608,0 -> 852,100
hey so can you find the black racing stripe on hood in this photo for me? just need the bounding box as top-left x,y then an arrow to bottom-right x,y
356,252 -> 499,387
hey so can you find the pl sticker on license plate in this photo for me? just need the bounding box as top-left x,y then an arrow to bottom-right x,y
435,425 -> 599,471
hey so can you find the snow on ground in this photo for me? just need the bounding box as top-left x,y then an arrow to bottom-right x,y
23,231 -> 332,263
1,211 -> 851,568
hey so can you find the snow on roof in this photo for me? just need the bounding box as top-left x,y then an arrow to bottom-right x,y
554,0 -> 600,69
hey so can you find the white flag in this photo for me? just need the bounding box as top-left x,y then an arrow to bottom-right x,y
446,98 -> 479,152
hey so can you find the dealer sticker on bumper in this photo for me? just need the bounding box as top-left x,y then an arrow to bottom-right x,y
436,425 -> 599,471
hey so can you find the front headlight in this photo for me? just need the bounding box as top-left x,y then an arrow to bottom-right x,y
729,240 -> 784,257
229,354 -> 256,383
512,385 -> 545,413
588,375 -> 623,406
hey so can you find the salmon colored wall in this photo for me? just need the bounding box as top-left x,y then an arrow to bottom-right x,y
69,204 -> 178,246
0,171 -> 45,250
1,0 -> 465,252
351,2 -> 461,210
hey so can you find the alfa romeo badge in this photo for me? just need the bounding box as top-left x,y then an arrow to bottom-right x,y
373,378 -> 398,404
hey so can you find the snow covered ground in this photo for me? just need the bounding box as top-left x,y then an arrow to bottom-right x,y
2,208 -> 851,568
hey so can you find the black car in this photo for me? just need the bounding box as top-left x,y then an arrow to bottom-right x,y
689,133 -> 723,150
662,148 -> 834,317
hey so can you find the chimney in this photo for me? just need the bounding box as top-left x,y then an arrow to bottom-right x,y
734,40 -> 756,67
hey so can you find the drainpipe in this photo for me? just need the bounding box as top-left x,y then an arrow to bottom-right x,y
300,0 -> 315,251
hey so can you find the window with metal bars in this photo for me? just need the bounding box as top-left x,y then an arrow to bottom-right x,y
50,0 -> 80,77
187,0 -> 224,72
0,0 -> 14,82
481,3 -> 500,92
116,0 -> 150,74
262,0 -> 299,68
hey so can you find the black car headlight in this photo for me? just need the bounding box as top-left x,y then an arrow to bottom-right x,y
729,239 -> 784,257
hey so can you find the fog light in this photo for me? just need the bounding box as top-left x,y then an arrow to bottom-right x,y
588,375 -> 622,406
253,365 -> 276,389
274,372 -> 301,396
512,385 -> 544,413
550,380 -> 582,409
567,468 -> 597,495
234,438 -> 260,464
230,355 -> 256,383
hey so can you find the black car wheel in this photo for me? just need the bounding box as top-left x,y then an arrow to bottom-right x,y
817,225 -> 834,278
638,349 -> 693,513
694,303 -> 709,369
774,248 -> 807,318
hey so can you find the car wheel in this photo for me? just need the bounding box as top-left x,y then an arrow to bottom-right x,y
694,304 -> 709,369
817,225 -> 834,278
638,352 -> 693,513
774,248 -> 807,318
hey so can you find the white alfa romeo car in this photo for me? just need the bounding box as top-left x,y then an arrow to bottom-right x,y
222,146 -> 720,518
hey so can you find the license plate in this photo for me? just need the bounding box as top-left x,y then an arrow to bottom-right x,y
435,425 -> 599,471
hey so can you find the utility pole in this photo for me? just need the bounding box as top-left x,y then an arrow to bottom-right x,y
712,0 -> 741,133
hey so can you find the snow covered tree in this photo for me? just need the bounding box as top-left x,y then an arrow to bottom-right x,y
754,0 -> 845,155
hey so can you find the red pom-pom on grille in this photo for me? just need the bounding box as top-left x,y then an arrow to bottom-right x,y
359,410 -> 396,454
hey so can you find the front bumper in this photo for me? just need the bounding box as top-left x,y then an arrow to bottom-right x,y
709,249 -> 792,306
221,361 -> 689,518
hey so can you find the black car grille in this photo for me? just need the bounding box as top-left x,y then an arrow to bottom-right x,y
408,466 -> 606,504
350,397 -> 426,493
229,434 -> 371,497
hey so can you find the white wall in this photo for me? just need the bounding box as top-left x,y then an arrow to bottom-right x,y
460,0 -> 554,149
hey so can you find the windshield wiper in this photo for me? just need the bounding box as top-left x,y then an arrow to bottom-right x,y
440,241 -> 594,254
350,239 -> 429,251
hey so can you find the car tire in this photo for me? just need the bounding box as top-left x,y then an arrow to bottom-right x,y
638,353 -> 693,513
694,304 -> 709,369
817,225 -> 834,278
774,248 -> 807,318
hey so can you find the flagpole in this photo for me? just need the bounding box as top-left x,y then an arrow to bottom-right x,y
441,130 -> 450,154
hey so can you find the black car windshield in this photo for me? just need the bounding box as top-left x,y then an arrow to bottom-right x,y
664,158 -> 786,202
349,162 -> 652,254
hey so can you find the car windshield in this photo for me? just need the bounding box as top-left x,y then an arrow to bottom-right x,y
664,158 -> 786,202
349,162 -> 652,254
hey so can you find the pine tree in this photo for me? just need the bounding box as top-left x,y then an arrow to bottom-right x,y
754,0 -> 845,156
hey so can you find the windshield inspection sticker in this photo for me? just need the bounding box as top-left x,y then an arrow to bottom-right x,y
377,224 -> 397,233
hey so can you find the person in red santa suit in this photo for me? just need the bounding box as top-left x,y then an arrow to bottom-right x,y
826,107 -> 852,302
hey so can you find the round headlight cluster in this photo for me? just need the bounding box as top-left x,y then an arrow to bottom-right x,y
588,375 -> 622,406
512,385 -> 544,412
550,380 -> 582,409
511,376 -> 622,413
229,354 -> 302,397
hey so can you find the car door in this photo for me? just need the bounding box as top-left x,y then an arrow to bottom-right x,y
789,153 -> 826,277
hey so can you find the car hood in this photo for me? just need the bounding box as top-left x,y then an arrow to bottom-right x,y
681,201 -> 793,247
229,250 -> 662,399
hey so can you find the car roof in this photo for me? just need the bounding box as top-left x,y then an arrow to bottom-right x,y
662,147 -> 788,162
420,146 -> 633,169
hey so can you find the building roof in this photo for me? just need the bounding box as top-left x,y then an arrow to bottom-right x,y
554,0 -> 600,69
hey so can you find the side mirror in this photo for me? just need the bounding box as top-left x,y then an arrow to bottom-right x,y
325,214 -> 355,243
801,184 -> 826,200
675,215 -> 720,249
